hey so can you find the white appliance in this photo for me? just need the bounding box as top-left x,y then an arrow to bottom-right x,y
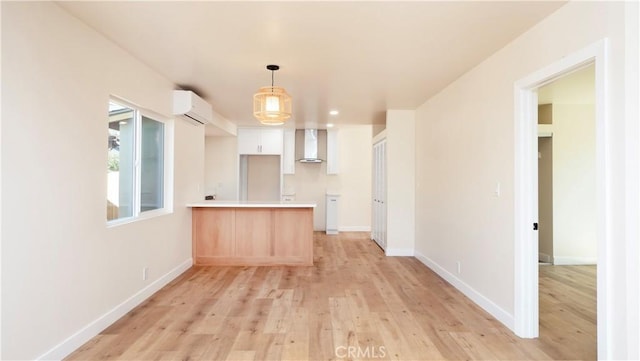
298,129 -> 324,163
172,90 -> 213,125
326,193 -> 340,235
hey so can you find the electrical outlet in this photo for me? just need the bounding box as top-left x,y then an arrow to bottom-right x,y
142,267 -> 149,281
456,261 -> 461,274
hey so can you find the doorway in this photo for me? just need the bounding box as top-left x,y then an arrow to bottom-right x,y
537,65 -> 597,266
513,39 -> 608,358
536,65 -> 597,359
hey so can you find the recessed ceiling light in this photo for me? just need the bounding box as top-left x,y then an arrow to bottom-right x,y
329,110 -> 339,116
327,123 -> 334,128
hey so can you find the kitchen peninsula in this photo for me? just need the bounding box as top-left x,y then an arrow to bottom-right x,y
187,201 -> 316,266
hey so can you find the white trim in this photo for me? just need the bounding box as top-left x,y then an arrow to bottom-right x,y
372,129 -> 387,144
553,257 -> 597,266
624,1 -> 640,358
414,251 -> 514,330
106,207 -> 172,228
339,226 -> 371,232
513,38 -> 608,357
385,248 -> 414,257
513,78 -> 540,339
37,259 -> 192,361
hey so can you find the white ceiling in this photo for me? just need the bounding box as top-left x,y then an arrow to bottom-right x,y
58,1 -> 566,131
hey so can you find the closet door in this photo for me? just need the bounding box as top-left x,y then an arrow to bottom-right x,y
372,139 -> 386,250
372,143 -> 379,244
380,141 -> 387,250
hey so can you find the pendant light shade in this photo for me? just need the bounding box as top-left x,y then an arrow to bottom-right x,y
253,65 -> 292,125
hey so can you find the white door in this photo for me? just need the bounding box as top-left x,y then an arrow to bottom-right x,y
372,143 -> 379,243
372,139 -> 387,250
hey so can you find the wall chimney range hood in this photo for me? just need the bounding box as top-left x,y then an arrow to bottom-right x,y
298,129 -> 323,163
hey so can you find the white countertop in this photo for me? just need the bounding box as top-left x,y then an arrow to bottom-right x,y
187,200 -> 317,208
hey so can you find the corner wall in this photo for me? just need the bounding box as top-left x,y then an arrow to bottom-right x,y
1,3 -> 203,359
385,110 -> 415,255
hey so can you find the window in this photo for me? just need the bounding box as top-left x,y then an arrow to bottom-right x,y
107,99 -> 171,223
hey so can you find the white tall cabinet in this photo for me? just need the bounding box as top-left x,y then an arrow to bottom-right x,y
326,193 -> 340,234
283,128 -> 296,174
326,129 -> 339,174
372,139 -> 387,250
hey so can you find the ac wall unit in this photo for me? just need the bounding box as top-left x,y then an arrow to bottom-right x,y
172,90 -> 213,125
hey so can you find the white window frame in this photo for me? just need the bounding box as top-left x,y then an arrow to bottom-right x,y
107,97 -> 174,227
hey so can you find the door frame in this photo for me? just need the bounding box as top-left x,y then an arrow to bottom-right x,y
513,39 -> 608,357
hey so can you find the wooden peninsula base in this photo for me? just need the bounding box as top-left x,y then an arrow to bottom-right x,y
189,202 -> 315,266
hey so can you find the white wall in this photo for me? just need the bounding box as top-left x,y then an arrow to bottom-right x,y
385,110 -> 416,256
414,1 -> 638,358
552,104 -> 597,264
204,136 -> 238,200
1,3 -> 203,359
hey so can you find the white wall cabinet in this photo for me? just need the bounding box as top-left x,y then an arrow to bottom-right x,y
326,129 -> 339,174
237,128 -> 283,155
372,139 -> 387,250
283,129 -> 296,174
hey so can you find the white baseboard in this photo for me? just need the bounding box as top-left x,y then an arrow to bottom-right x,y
538,252 -> 553,263
385,248 -> 414,257
414,251 -> 514,331
339,226 -> 371,232
553,256 -> 597,265
37,258 -> 193,361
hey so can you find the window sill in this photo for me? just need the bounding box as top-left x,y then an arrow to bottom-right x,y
107,207 -> 173,228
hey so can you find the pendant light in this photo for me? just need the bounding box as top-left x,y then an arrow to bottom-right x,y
253,65 -> 292,125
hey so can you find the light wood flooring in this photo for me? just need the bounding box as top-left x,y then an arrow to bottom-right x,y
539,264 -> 597,360
67,232 -> 596,360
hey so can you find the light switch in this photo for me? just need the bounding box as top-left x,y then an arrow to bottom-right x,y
494,182 -> 501,197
